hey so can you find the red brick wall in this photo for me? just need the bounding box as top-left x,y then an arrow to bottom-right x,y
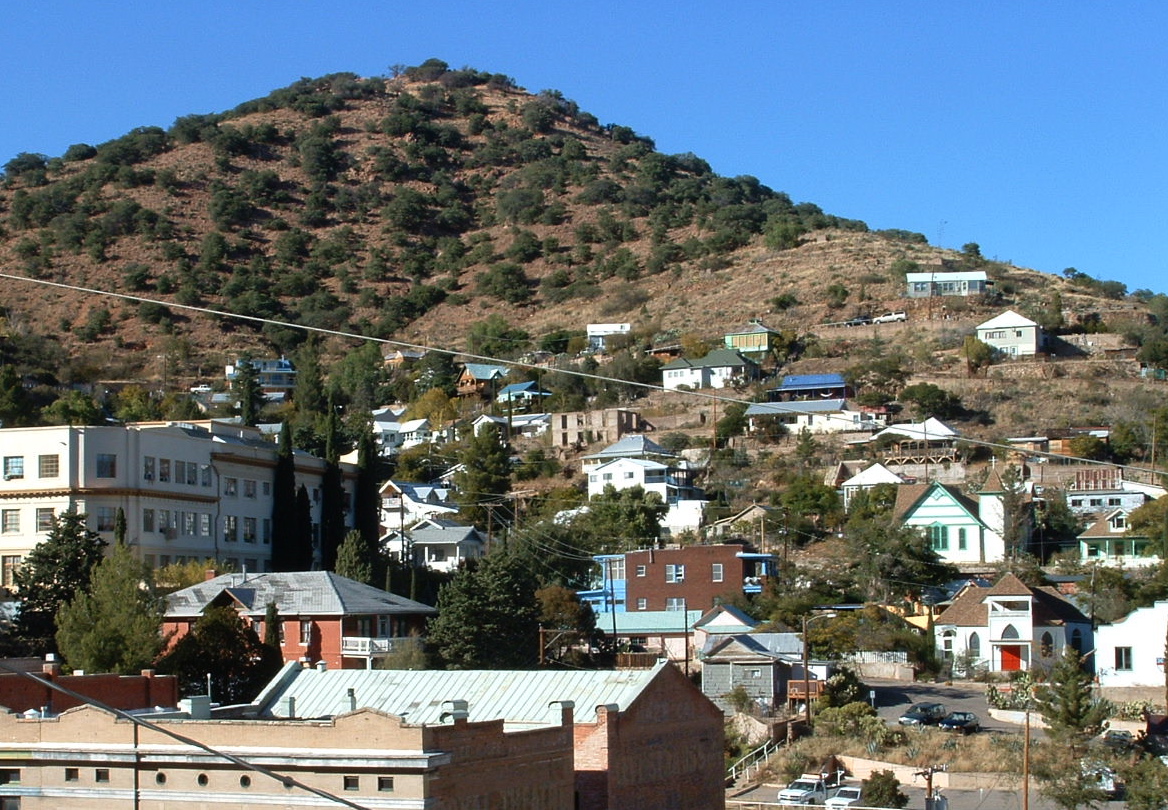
0,669 -> 178,713
625,545 -> 747,611
574,665 -> 725,810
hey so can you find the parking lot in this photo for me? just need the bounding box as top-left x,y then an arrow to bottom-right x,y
867,678 -> 1016,735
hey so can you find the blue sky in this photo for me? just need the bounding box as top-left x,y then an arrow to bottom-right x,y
4,3 -> 1166,293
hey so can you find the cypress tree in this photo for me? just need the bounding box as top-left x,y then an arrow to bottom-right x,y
319,402 -> 346,570
294,484 -> 315,570
269,422 -> 298,571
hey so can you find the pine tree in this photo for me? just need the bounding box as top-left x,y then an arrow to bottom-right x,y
1035,646 -> 1111,747
13,509 -> 107,653
269,422 -> 298,571
232,354 -> 264,426
262,601 -> 281,649
55,541 -> 166,674
294,484 -> 315,569
335,530 -> 374,585
353,426 -> 382,547
453,423 -> 512,530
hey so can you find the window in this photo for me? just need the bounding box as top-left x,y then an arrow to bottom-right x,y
636,598 -> 648,610
1071,628 -> 1083,653
1108,497 -> 1121,506
239,775 -> 252,788
35,508 -> 54,532
711,563 -> 724,583
224,478 -> 238,497
343,775 -> 360,791
38,454 -> 59,478
96,453 -> 117,478
244,479 -> 257,499
156,773 -> 167,785
665,597 -> 685,611
243,517 -> 257,543
245,558 -> 257,571
200,464 -> 212,487
300,620 -> 312,645
95,507 -> 116,532
0,769 -> 20,785
2,457 -> 24,480
64,768 -> 79,782
158,458 -> 170,483
262,481 -> 271,496
1040,632 -> 1054,658
1,557 -> 19,588
635,565 -> 646,577
1,510 -> 18,534
605,558 -> 625,580
378,776 -> 394,792
158,509 -> 170,533
665,564 -> 685,583
746,668 -> 761,679
143,457 -> 155,481
143,555 -> 155,568
199,514 -> 211,536
928,524 -> 948,551
263,519 -> 271,544
957,528 -> 967,551
602,473 -> 612,482
197,774 -> 208,787
224,515 -> 238,543
183,511 -> 196,536
186,463 -> 197,485
95,768 -> 110,783
1115,647 -> 1133,671
968,632 -> 980,658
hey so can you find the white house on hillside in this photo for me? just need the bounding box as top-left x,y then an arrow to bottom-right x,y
840,463 -> 905,511
976,310 -> 1045,357
660,349 -> 758,391
745,399 -> 881,435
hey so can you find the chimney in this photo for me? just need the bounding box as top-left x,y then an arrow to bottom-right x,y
315,660 -> 328,672
205,569 -> 219,581
42,654 -> 60,677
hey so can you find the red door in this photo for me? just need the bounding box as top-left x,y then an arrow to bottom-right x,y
1001,645 -> 1023,671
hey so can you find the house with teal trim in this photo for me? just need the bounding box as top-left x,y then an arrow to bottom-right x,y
1078,509 -> 1158,568
892,470 -> 1023,564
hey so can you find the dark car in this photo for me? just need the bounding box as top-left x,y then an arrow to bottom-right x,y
898,703 -> 947,726
1095,729 -> 1134,753
844,316 -> 872,327
938,711 -> 980,734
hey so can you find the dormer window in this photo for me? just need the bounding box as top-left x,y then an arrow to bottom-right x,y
1109,515 -> 1127,531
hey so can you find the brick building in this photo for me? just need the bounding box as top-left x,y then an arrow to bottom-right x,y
0,659 -> 177,714
581,543 -> 776,614
164,571 -> 436,670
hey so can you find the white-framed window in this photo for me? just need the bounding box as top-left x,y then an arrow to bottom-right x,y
1,556 -> 19,588
224,515 -> 238,542
199,513 -> 211,536
95,507 -> 116,532
243,517 -> 257,543
665,564 -> 685,583
636,598 -> 648,610
665,597 -> 685,611
1115,647 -> 1133,671
38,454 -> 59,478
183,511 -> 196,536
606,558 -> 625,580
158,509 -> 170,532
200,464 -> 212,487
712,563 -> 724,583
300,620 -> 312,645
35,508 -> 54,532
1,510 -> 19,533
2,457 -> 24,480
143,457 -> 155,481
635,565 -> 646,577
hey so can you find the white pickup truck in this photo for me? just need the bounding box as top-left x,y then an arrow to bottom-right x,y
779,772 -> 842,806
872,311 -> 907,324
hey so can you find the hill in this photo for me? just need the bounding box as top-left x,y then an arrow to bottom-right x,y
1,60 -> 1165,440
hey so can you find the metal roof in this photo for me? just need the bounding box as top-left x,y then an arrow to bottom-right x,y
779,373 -> 846,390
165,571 -> 437,619
746,399 -> 849,416
260,661 -> 669,728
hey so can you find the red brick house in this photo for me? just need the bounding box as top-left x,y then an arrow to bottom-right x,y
163,571 -> 436,670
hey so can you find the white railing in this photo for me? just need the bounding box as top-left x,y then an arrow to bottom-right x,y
728,738 -> 780,785
341,637 -> 420,655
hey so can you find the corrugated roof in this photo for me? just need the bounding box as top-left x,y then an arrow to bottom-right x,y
746,399 -> 849,416
461,363 -> 510,380
582,435 -> 675,461
779,373 -> 847,390
977,310 -> 1037,330
165,571 -> 437,619
261,662 -> 669,728
603,609 -> 703,634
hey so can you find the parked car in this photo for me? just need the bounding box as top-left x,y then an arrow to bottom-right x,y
872,311 -> 907,324
826,785 -> 863,809
1083,763 -> 1124,799
843,315 -> 872,327
779,774 -> 835,805
938,711 -> 980,734
1095,729 -> 1134,753
898,702 -> 947,726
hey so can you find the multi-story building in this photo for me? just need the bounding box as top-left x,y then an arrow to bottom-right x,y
225,356 -> 297,394
579,544 -> 776,614
0,421 -> 355,582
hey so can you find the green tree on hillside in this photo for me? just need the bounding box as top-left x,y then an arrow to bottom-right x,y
453,424 -> 512,529
157,605 -> 282,704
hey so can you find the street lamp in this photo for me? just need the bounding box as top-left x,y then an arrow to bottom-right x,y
801,612 -> 836,729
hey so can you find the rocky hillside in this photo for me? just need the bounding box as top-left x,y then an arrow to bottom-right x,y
0,60 -> 1155,403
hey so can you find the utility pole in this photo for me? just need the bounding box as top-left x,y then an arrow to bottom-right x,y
915,765 -> 947,810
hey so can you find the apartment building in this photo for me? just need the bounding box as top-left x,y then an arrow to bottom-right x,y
0,421 -> 355,582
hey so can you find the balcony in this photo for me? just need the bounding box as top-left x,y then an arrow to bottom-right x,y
341,636 -> 421,657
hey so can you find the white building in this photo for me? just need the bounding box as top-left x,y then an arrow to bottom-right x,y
840,463 -> 905,511
0,421 -> 354,581
745,399 -> 881,435
1095,601 -> 1168,687
586,322 -> 632,352
378,479 -> 458,529
381,518 -> 486,573
659,349 -> 758,391
586,457 -> 707,535
976,310 -> 1045,357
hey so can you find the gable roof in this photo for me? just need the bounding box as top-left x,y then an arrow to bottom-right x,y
693,604 -> 759,632
985,572 -> 1031,596
259,661 -> 677,728
1079,509 -> 1146,539
497,381 -> 551,398
977,310 -> 1038,330
779,373 -> 847,391
893,481 -> 981,523
165,571 -> 437,620
745,399 -> 851,416
725,321 -> 779,336
934,574 -> 1090,628
843,463 -> 905,488
460,363 -> 510,381
702,632 -> 804,660
905,270 -> 988,283
582,434 -> 676,462
660,348 -> 757,371
871,417 -> 958,442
